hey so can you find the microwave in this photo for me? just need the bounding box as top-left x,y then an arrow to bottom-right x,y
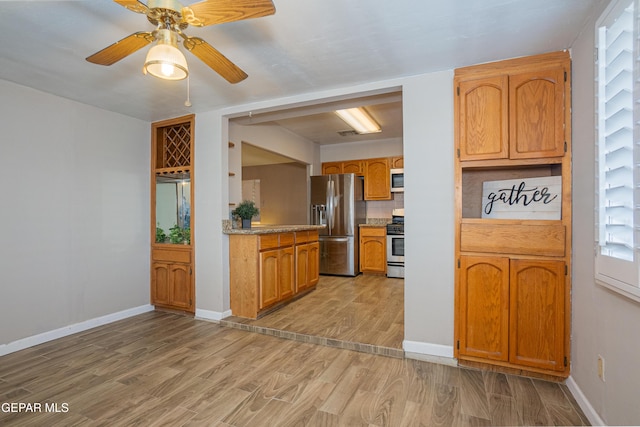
390,168 -> 404,193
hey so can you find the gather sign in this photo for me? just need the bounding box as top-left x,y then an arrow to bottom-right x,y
481,176 -> 562,220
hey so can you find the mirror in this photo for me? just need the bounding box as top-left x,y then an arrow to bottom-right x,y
155,173 -> 191,244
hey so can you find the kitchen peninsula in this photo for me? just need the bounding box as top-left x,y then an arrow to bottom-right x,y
225,225 -> 325,319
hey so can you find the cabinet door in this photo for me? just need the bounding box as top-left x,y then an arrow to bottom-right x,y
260,250 -> 280,309
390,157 -> 404,168
296,244 -> 310,291
458,256 -> 510,361
279,247 -> 295,300
151,263 -> 171,306
360,236 -> 386,273
509,68 -> 565,159
457,76 -> 509,161
509,259 -> 565,371
364,158 -> 391,200
342,160 -> 364,175
322,162 -> 343,175
169,263 -> 192,310
307,242 -> 320,286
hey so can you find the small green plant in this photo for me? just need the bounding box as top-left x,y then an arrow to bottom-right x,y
169,224 -> 190,244
231,200 -> 260,220
155,225 -> 167,243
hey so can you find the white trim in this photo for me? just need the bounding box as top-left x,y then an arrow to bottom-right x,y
566,376 -> 606,426
195,308 -> 232,322
0,304 -> 154,357
403,340 -> 454,358
596,277 -> 640,303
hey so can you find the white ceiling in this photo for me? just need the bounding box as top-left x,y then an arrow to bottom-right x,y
0,0 -> 600,144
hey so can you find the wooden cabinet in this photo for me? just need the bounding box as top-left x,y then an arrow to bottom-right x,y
151,247 -> 193,311
150,115 -> 195,313
458,256 -> 565,372
342,160 -> 364,175
457,61 -> 566,161
295,230 -> 320,291
364,158 -> 391,200
229,229 -> 320,319
322,161 -> 343,174
321,156 -> 401,200
454,52 -> 571,379
360,226 -> 386,274
390,156 -> 404,168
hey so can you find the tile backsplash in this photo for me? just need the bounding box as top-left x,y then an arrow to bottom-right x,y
366,192 -> 404,219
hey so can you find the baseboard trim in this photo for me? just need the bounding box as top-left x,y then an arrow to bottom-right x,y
195,308 -> 232,322
565,376 -> 606,426
0,304 -> 154,357
403,340 -> 455,360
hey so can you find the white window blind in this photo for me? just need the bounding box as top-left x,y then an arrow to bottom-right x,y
596,0 -> 640,301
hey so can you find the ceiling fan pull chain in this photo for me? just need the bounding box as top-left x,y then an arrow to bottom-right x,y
185,74 -> 192,107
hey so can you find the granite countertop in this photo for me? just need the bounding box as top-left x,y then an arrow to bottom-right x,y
360,218 -> 391,227
223,224 -> 326,235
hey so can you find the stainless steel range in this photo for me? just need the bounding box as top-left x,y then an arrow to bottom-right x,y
386,209 -> 404,278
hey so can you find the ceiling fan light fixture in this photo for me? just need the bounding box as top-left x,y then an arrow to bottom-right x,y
143,29 -> 188,81
335,108 -> 381,134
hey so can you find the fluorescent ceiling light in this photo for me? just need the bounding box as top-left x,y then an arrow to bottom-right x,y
335,107 -> 381,134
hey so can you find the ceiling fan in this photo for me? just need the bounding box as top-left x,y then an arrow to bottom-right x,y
86,0 -> 275,83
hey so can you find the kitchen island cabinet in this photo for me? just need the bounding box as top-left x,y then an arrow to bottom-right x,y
226,225 -> 323,319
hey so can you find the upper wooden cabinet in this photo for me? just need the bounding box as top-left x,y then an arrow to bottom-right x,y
364,158 -> 391,200
342,160 -> 364,175
322,161 -> 343,175
456,52 -> 568,162
390,156 -> 404,168
321,156 -> 400,200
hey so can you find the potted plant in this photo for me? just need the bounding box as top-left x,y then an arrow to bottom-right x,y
155,224 -> 167,243
232,200 -> 259,229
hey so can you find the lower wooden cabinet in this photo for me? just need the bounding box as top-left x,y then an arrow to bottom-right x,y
457,255 -> 566,374
360,226 -> 387,274
296,241 -> 320,291
230,229 -> 320,318
151,248 -> 194,312
260,246 -> 295,309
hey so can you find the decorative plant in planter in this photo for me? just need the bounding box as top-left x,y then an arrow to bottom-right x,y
169,224 -> 190,244
155,224 -> 167,243
231,200 -> 260,229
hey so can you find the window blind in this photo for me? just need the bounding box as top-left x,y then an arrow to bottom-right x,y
598,2 -> 635,262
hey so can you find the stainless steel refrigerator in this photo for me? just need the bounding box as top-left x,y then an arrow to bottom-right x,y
310,173 -> 366,276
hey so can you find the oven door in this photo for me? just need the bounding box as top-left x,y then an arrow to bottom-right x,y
386,234 -> 404,263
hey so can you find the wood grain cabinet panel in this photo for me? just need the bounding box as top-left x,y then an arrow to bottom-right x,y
458,256 -> 509,362
360,227 -> 387,274
260,249 -> 280,309
509,68 -> 566,159
322,162 -> 343,174
458,76 -> 509,161
342,160 -> 364,175
364,158 -> 391,200
509,259 -> 565,372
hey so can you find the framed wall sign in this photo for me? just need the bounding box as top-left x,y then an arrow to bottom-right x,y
481,176 -> 562,220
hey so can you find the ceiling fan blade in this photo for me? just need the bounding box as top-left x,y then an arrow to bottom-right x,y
181,0 -> 275,27
113,0 -> 149,14
183,37 -> 248,83
86,32 -> 155,66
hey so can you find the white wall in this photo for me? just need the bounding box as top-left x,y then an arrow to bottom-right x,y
570,0 -> 640,424
0,80 -> 150,350
320,137 -> 403,162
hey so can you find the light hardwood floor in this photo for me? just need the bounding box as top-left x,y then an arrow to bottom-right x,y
0,308 -> 588,425
222,275 -> 404,357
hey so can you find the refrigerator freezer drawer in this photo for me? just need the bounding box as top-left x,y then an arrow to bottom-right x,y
319,236 -> 358,276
